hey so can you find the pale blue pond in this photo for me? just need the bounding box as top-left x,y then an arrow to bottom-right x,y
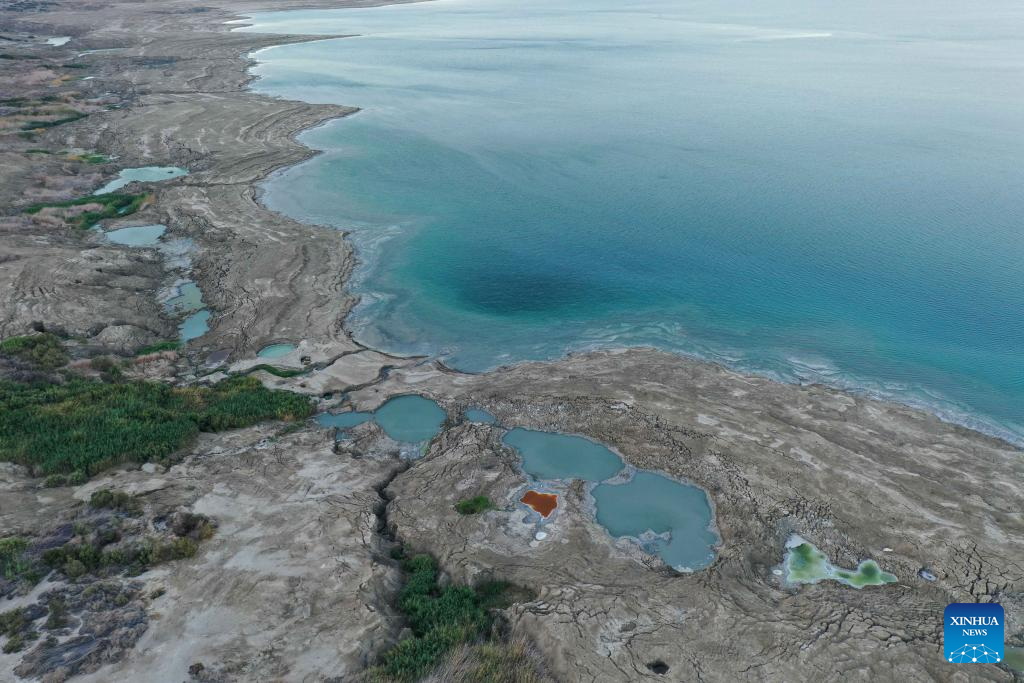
593,471 -> 718,571
94,166 -> 188,195
165,282 -> 203,313
317,394 -> 446,442
180,309 -> 210,343
502,428 -> 624,482
242,0 -> 1024,445
465,408 -> 496,424
257,343 -> 297,359
103,224 -> 166,246
374,395 -> 447,443
317,410 -> 373,429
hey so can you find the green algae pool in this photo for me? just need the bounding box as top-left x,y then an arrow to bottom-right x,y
502,428 -> 624,482
784,536 -> 896,589
1005,646 -> 1024,673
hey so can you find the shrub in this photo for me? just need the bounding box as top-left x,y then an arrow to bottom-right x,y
0,375 -> 313,477
63,558 -> 87,579
43,474 -> 67,488
0,538 -> 29,581
23,192 -> 150,229
370,554 -> 517,682
136,341 -> 180,355
89,489 -> 141,515
454,496 -> 495,515
0,333 -> 67,369
45,597 -> 67,630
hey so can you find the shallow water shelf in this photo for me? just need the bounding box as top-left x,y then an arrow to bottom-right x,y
502,428 -> 624,481
257,343 -> 297,359
164,281 -> 204,314
179,309 -> 210,343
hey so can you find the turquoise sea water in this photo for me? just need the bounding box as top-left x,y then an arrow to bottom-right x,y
240,0 -> 1024,445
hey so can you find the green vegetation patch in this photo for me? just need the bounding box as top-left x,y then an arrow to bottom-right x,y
430,639 -> 553,683
89,489 -> 141,516
136,340 -> 180,355
0,375 -> 313,477
20,111 -> 87,131
66,151 -> 109,164
369,554 -> 518,682
0,333 -> 67,369
0,537 -> 33,583
0,607 -> 37,654
23,191 -> 150,229
43,531 -> 199,579
455,495 -> 496,515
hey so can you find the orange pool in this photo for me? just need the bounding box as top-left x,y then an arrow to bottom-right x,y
521,490 -> 558,517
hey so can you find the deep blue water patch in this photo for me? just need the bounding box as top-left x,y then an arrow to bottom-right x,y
240,0 -> 1024,444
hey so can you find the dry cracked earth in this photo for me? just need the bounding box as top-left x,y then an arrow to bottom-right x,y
0,0 -> 1021,681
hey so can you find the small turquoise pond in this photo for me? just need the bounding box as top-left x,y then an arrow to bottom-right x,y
374,395 -> 447,443
257,343 -> 297,359
317,411 -> 373,429
593,471 -> 718,572
94,166 -> 188,195
179,309 -> 210,343
317,395 -> 446,443
165,282 -> 203,313
502,428 -> 624,481
104,224 -> 165,246
465,408 -> 496,424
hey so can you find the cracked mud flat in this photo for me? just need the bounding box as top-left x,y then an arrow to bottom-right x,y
0,0 -> 1021,682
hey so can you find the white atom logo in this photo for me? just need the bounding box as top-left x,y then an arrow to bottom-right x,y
947,644 -> 1001,663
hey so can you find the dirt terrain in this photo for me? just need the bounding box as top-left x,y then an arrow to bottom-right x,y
0,0 -> 1020,682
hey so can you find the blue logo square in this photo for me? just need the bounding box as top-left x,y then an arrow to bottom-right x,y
944,603 -> 1004,664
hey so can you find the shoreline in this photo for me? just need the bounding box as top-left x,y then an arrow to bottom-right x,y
0,1 -> 1022,681
0,0 -> 1016,452
235,9 -> 1023,452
